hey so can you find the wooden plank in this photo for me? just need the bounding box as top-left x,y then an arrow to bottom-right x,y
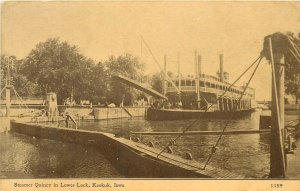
131,129 -> 270,136
134,144 -> 240,178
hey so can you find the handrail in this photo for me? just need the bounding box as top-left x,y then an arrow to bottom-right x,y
130,129 -> 270,136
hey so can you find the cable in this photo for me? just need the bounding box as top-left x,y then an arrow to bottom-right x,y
203,56 -> 262,169
156,55 -> 262,157
141,36 -> 180,94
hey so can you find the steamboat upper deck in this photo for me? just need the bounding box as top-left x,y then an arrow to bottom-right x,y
166,74 -> 255,100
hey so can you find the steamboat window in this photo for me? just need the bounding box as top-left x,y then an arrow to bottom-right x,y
181,80 -> 186,86
186,80 -> 192,86
175,81 -> 179,86
206,82 -> 210,87
200,81 -> 205,87
191,80 -> 195,86
211,83 -> 216,88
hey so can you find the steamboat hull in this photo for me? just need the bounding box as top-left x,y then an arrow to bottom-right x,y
146,108 -> 255,120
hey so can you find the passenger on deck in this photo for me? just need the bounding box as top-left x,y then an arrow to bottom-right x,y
178,101 -> 183,108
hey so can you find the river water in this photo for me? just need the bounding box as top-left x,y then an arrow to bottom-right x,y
0,109 -> 270,178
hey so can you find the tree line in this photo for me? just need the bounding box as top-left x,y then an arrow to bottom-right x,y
1,38 -> 164,105
1,33 -> 300,105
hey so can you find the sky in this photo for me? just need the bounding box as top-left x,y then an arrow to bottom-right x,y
1,1 -> 300,100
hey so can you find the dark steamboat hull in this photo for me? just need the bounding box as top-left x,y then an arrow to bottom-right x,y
146,108 -> 256,120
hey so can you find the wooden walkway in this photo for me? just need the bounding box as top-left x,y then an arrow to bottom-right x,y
104,132 -> 244,178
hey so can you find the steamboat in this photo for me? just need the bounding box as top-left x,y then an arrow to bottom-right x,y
147,54 -> 256,120
114,53 -> 256,120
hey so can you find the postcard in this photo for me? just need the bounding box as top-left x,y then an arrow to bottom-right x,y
0,1 -> 299,191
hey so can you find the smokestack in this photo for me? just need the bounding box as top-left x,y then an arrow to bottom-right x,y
195,50 -> 198,93
195,50 -> 198,79
177,52 -> 181,91
198,55 -> 201,77
220,54 -> 224,82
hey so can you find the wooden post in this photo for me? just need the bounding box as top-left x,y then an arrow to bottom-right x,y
227,98 -> 230,111
224,98 -> 227,111
163,55 -> 167,95
233,99 -> 236,110
269,38 -> 286,178
242,100 -> 244,110
221,97 -> 224,111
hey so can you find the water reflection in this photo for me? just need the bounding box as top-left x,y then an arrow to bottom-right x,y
0,133 -> 123,178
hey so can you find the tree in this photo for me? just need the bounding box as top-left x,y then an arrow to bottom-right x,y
83,62 -> 107,104
151,71 -> 164,93
1,54 -> 39,98
22,38 -> 98,104
285,32 -> 300,104
105,54 -> 145,106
